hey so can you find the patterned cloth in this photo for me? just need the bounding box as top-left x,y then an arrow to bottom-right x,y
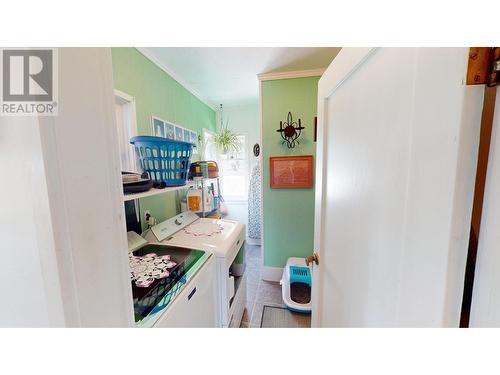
248,162 -> 262,240
129,252 -> 177,288
183,221 -> 223,237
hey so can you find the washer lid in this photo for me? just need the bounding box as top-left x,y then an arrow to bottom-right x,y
150,211 -> 199,242
165,218 -> 245,257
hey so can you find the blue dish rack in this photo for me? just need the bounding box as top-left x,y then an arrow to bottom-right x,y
130,136 -> 194,187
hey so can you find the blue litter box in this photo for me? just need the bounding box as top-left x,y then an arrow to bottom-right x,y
280,257 -> 312,314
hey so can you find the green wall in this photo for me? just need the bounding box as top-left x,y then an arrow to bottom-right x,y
111,48 -> 216,226
262,76 -> 319,268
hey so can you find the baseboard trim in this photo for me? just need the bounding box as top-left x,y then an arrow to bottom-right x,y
262,266 -> 283,282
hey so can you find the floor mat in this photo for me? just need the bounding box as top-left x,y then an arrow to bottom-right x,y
260,305 -> 311,328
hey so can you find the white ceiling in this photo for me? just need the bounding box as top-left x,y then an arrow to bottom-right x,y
141,47 -> 341,108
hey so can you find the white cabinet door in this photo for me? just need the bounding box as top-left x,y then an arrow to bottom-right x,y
154,256 -> 217,328
312,48 -> 484,327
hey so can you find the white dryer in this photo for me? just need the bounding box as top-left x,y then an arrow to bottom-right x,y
144,211 -> 246,328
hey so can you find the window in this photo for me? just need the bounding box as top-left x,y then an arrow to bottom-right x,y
219,135 -> 248,202
202,130 -> 249,202
202,129 -> 217,162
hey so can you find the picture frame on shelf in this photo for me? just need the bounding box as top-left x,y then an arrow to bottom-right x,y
183,128 -> 191,142
175,125 -> 183,140
165,122 -> 175,139
152,117 -> 165,137
190,131 -> 198,144
150,116 -> 198,153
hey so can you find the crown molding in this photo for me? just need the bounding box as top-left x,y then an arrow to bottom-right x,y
135,47 -> 217,111
257,68 -> 326,81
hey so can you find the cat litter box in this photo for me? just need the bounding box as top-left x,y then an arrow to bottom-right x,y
280,257 -> 312,314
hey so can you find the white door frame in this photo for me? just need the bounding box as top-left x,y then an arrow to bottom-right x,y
38,48 -> 134,326
114,89 -> 138,172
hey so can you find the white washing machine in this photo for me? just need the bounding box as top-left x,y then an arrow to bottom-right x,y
144,211 -> 246,328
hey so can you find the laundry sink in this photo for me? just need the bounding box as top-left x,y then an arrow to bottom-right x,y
130,244 -> 206,323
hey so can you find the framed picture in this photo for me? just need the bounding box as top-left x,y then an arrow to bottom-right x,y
190,131 -> 199,154
175,126 -> 183,140
150,116 -> 197,151
190,131 -> 197,145
269,155 -> 314,188
164,122 -> 175,139
152,117 -> 165,137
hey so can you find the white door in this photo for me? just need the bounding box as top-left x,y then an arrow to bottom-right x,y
312,48 -> 484,327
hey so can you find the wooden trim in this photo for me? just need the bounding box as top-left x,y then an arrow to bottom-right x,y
257,68 -> 325,81
467,48 -> 493,85
460,86 -> 498,327
466,47 -> 500,86
471,86 -> 498,234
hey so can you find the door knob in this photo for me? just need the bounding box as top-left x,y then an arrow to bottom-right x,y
305,253 -> 319,266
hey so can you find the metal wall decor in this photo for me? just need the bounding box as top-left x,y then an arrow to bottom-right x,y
277,112 -> 305,148
253,143 -> 260,157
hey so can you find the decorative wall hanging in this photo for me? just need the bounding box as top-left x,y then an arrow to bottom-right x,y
253,143 -> 260,157
277,112 -> 305,148
269,155 -> 314,189
313,116 -> 318,142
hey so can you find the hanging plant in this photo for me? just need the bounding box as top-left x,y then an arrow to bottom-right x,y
214,104 -> 241,155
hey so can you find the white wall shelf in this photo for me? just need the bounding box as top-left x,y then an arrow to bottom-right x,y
123,183 -> 194,202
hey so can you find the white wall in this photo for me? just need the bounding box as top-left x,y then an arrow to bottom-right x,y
217,103 -> 260,235
0,48 -> 133,327
470,87 -> 500,327
0,117 -> 65,327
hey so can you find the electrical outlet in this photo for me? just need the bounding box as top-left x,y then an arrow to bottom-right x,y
144,210 -> 157,227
